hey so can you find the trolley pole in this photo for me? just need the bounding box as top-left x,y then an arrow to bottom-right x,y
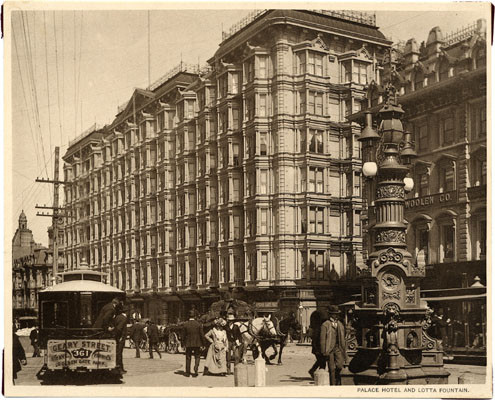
36,146 -> 65,285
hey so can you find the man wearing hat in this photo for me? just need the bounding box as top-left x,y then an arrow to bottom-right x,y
181,310 -> 205,377
320,305 -> 346,385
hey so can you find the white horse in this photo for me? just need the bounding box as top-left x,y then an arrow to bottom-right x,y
233,316 -> 279,363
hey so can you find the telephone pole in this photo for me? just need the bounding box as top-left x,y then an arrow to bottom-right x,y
36,146 -> 66,284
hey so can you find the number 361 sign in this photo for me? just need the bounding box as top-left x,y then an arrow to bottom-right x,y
47,339 -> 116,370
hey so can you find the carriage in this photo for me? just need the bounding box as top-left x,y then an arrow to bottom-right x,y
37,268 -> 125,381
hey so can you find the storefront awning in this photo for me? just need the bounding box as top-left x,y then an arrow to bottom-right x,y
422,294 -> 486,302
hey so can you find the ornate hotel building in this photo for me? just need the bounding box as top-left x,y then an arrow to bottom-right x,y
62,10 -> 393,325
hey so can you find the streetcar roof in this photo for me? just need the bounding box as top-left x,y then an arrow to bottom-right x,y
60,268 -> 105,277
39,280 -> 124,293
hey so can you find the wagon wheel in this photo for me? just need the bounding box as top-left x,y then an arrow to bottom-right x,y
140,339 -> 148,351
167,331 -> 179,354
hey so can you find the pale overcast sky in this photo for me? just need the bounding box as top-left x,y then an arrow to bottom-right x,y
9,4 -> 489,245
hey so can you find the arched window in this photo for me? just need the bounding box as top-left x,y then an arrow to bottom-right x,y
438,59 -> 450,81
414,69 -> 424,90
437,160 -> 456,193
437,214 -> 456,263
411,216 -> 431,264
470,149 -> 487,187
471,208 -> 486,260
414,164 -> 430,197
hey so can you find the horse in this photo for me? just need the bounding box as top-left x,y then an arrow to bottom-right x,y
260,313 -> 301,365
233,316 -> 279,363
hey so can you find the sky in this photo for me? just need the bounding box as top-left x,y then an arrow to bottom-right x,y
8,3 -> 489,246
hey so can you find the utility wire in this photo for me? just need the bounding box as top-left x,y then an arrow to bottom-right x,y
148,10 -> 151,87
73,11 -> 76,139
53,11 -> 64,146
76,12 -> 84,134
43,11 -> 53,172
21,11 -> 49,179
61,13 -> 65,147
14,151 -> 56,217
12,18 -> 41,169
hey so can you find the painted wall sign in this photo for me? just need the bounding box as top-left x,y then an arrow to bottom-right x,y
405,191 -> 457,210
47,339 -> 116,370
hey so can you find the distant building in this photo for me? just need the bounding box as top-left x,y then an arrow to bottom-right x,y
12,212 -> 51,318
62,10 -> 393,325
12,210 -> 41,260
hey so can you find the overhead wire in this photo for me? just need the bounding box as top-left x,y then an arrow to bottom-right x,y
21,11 -> 49,180
14,151 -> 56,218
43,11 -> 53,172
61,13 -> 65,148
73,11 -> 76,139
12,16 -> 41,170
53,11 -> 64,146
76,11 -> 84,134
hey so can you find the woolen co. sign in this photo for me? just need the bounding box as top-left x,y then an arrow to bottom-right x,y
405,191 -> 457,210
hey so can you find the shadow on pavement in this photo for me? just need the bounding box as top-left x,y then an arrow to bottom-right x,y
278,375 -> 314,384
39,371 -> 123,385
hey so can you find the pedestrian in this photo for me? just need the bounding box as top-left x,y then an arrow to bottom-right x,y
431,308 -> 451,350
320,305 -> 346,385
181,310 -> 205,377
146,320 -> 162,359
113,305 -> 128,374
29,325 -> 41,357
204,318 -> 228,376
129,319 -> 146,358
225,313 -> 238,374
13,326 -> 26,382
94,297 -> 121,333
308,309 -> 328,379
301,325 -> 307,343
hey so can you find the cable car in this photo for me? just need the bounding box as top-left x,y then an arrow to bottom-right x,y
37,266 -> 125,380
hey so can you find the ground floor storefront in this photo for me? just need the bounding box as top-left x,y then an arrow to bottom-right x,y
125,284 -> 360,327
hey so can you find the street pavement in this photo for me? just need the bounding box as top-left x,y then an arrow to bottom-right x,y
14,342 -> 486,387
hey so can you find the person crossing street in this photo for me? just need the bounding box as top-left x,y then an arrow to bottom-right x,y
129,319 -> 146,358
320,305 -> 346,385
146,320 -> 162,359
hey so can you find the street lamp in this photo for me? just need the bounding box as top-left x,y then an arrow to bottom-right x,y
341,83 -> 449,385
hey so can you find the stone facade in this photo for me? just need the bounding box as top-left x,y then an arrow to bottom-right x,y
62,10 -> 392,325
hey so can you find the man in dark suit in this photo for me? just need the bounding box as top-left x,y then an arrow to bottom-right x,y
182,310 -> 205,377
113,305 -> 128,374
146,320 -> 162,359
29,325 -> 41,357
94,298 -> 120,332
129,320 -> 146,358
320,305 -> 346,385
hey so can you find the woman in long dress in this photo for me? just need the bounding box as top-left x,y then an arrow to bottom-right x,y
203,318 -> 228,375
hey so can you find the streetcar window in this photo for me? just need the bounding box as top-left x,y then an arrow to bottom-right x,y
41,301 -> 69,328
83,274 -> 102,282
80,294 -> 93,327
64,274 -> 82,282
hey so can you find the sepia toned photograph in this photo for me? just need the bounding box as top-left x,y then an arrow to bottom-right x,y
4,1 -> 491,397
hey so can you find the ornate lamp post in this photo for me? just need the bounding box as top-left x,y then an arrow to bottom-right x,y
341,84 -> 449,385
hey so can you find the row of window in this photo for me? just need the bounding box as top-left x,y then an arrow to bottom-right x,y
413,103 -> 485,152
412,214 -> 486,265
407,47 -> 485,93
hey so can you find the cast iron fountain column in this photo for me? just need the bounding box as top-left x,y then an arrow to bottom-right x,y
341,84 -> 449,385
